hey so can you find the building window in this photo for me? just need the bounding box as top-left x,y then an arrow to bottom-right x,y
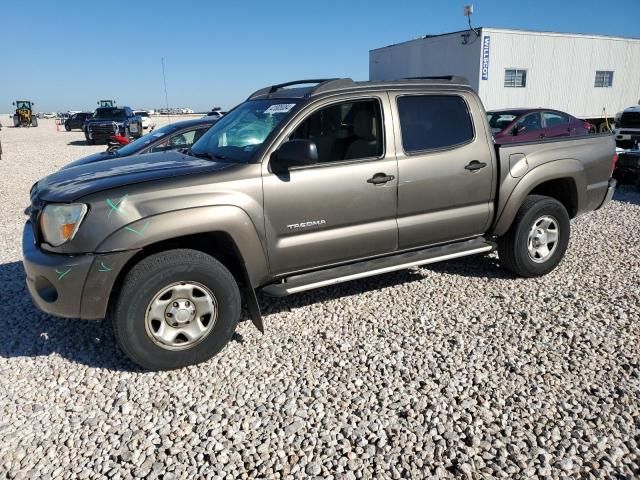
594,71 -> 613,88
504,69 -> 527,88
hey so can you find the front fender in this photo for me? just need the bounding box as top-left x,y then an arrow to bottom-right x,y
491,159 -> 586,237
96,205 -> 270,287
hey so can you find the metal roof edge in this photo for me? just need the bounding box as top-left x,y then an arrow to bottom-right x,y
477,27 -> 640,42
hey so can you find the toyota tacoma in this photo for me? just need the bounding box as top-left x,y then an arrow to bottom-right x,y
23,77 -> 617,370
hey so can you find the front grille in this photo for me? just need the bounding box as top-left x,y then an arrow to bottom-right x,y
89,123 -> 120,136
620,112 -> 640,129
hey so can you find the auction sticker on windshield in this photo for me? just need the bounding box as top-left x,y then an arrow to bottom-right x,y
264,104 -> 296,114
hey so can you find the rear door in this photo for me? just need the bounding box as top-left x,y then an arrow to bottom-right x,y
391,91 -> 495,249
262,94 -> 399,275
543,111 -> 572,138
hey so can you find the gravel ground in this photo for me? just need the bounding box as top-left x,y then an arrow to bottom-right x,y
0,121 -> 638,479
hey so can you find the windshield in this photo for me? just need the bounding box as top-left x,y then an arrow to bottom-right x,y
114,123 -> 179,156
191,99 -> 300,163
16,101 -> 31,109
93,108 -> 127,120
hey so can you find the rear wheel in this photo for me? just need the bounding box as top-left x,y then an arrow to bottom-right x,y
65,123 -> 71,131
112,249 -> 241,370
498,195 -> 570,277
31,116 -> 38,127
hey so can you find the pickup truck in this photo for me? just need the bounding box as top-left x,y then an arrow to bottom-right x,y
23,77 -> 617,370
614,105 -> 640,149
84,106 -> 143,144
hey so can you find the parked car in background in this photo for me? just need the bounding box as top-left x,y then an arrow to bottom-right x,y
613,105 -> 640,149
134,110 -> 156,131
64,112 -> 92,131
23,77 -> 617,370
42,112 -> 56,119
65,116 -> 217,168
488,109 -> 591,144
84,106 -> 143,144
207,109 -> 227,119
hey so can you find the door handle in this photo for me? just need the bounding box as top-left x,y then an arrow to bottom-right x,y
367,173 -> 395,185
464,160 -> 487,172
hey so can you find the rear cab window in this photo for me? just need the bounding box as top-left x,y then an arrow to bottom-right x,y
396,95 -> 474,153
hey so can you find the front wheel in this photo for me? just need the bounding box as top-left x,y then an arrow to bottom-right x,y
112,249 -> 241,370
498,195 -> 570,277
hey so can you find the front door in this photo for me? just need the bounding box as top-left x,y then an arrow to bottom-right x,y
391,92 -> 495,249
513,112 -> 545,141
262,95 -> 398,275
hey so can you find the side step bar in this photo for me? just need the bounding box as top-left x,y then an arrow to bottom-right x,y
262,237 -> 495,297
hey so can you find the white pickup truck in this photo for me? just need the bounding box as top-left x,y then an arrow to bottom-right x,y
614,105 -> 640,148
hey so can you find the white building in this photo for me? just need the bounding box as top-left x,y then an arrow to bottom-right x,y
370,27 -> 640,130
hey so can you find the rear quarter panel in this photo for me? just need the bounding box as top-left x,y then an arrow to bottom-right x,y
492,133 -> 615,236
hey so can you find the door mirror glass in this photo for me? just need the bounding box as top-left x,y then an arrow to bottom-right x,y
511,125 -> 520,135
272,139 -> 318,171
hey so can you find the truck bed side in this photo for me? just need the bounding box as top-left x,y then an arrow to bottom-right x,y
490,133 -> 615,236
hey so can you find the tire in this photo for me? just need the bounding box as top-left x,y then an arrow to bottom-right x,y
85,135 -> 94,145
31,116 -> 38,127
65,123 -> 71,131
112,249 -> 241,370
497,195 -> 570,278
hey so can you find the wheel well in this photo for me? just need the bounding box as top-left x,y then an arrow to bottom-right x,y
107,232 -> 247,315
529,178 -> 578,218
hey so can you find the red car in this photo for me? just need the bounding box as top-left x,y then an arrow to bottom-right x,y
487,108 -> 590,144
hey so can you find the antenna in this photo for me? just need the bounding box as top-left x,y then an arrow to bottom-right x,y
462,4 -> 480,44
161,57 -> 171,124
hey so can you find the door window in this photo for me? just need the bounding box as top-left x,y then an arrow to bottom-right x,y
543,112 -> 569,127
397,95 -> 473,153
514,113 -> 543,134
150,128 -> 202,153
290,99 -> 383,162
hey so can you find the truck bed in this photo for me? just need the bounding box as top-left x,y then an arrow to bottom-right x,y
491,133 -> 616,235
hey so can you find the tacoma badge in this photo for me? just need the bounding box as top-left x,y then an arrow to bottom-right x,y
286,220 -> 327,230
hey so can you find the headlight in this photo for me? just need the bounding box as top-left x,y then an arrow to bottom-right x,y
39,203 -> 88,246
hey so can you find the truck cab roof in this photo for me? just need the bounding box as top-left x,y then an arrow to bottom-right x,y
247,76 -> 471,101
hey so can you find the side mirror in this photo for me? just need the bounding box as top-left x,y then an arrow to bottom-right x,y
272,139 -> 318,171
511,125 -> 520,136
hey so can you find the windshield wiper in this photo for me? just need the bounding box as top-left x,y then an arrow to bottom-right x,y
188,150 -> 230,162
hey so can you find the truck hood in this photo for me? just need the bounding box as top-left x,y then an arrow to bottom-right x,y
35,151 -> 237,203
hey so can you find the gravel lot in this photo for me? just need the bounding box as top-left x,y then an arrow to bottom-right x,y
0,120 -> 638,479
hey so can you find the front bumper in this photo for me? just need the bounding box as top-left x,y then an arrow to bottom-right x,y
597,178 -> 617,210
22,222 -> 137,319
614,129 -> 640,143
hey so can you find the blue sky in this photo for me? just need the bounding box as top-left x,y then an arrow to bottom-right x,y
1,0 -> 638,112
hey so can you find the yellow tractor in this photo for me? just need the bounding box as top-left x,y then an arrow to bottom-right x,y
12,100 -> 38,127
